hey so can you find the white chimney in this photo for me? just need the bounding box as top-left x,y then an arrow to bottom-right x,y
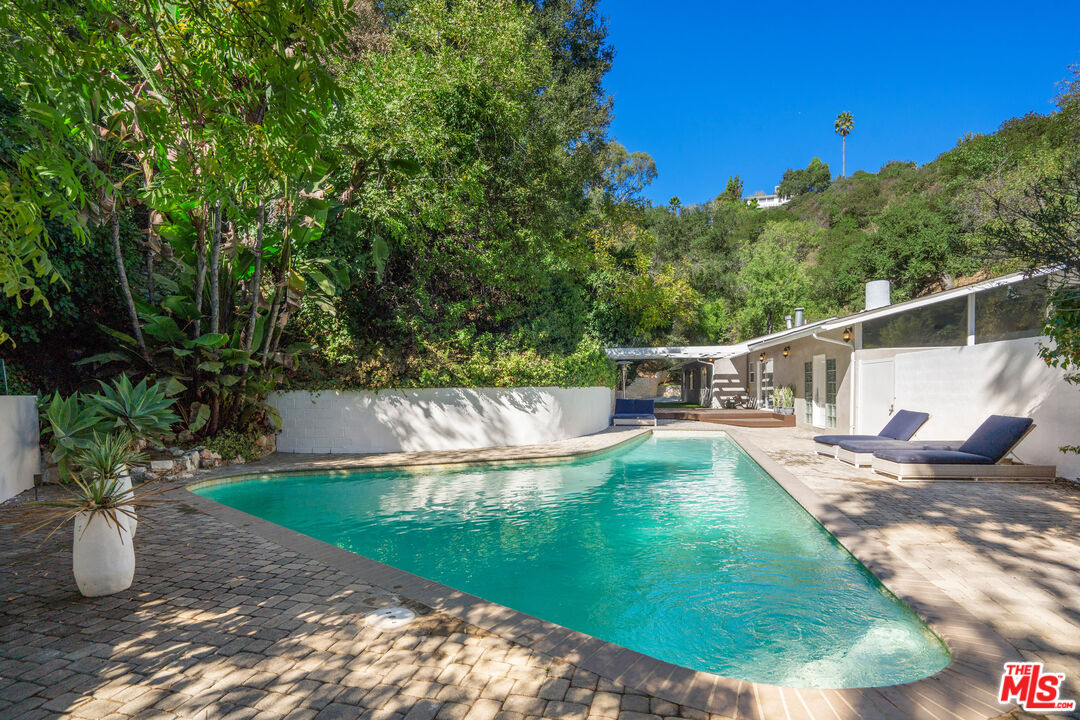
865,280 -> 891,311
793,307 -> 804,327
785,315 -> 793,329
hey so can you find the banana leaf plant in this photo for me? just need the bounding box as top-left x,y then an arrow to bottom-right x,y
78,189 -> 348,439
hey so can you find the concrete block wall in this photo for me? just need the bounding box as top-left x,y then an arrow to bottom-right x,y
0,396 -> 40,502
269,386 -> 614,454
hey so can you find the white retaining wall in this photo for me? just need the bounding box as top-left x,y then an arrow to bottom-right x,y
0,396 -> 40,502
270,387 -> 615,454
892,337 -> 1080,479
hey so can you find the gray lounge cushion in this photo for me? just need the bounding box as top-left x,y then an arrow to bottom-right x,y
872,449 -> 995,465
814,434 -> 882,446
813,409 -> 929,446
957,415 -> 1034,463
877,410 -> 931,440
837,439 -> 962,453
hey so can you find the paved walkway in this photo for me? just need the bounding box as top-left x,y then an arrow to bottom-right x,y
2,424 -> 1077,720
733,426 -> 1080,705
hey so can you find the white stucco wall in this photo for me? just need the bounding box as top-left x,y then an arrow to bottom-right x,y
892,337 -> 1080,479
0,396 -> 40,502
270,386 -> 615,454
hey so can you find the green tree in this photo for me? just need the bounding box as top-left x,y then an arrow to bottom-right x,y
835,112 -> 854,177
599,142 -> 657,205
734,223 -> 815,338
722,175 -> 744,200
778,157 -> 832,197
987,156 -> 1080,412
865,197 -> 970,297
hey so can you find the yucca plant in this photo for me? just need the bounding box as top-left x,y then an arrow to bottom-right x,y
89,374 -> 180,442
19,431 -> 154,541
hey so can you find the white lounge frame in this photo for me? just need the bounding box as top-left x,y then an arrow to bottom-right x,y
814,441 -> 839,458
871,457 -> 1057,482
612,416 -> 657,427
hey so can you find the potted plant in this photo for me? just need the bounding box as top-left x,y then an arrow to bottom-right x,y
40,375 -> 179,533
774,385 -> 795,415
21,431 -> 156,597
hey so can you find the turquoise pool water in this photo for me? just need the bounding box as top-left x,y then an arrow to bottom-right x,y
194,433 -> 949,688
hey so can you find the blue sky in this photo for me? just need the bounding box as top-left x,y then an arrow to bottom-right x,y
599,1 -> 1080,206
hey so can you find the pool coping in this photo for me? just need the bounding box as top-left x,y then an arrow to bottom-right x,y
177,428 -> 1021,720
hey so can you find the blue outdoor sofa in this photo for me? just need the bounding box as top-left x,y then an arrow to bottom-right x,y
870,415 -> 1056,481
611,398 -> 657,426
813,409 -> 930,460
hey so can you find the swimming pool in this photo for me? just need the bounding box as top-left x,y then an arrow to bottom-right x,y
194,432 -> 949,688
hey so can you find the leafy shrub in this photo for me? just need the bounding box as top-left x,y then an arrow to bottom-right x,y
207,430 -> 264,463
292,334 -> 617,391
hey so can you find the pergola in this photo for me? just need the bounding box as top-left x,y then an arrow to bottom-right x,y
605,345 -> 748,397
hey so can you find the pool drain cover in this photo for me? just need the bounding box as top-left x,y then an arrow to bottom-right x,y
365,606 -> 416,630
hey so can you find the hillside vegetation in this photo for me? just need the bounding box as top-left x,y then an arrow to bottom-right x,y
636,85 -> 1080,343
0,0 -> 1077,443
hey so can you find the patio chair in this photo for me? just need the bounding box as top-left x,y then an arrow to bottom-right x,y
870,415 -> 1056,482
611,398 -> 657,427
813,409 -> 929,458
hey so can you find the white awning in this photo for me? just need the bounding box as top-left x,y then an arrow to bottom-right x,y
604,345 -> 743,361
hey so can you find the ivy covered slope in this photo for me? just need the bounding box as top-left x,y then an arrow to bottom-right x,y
638,77 -> 1080,343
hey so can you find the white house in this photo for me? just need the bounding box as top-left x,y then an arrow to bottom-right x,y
744,185 -> 791,209
607,269 -> 1080,479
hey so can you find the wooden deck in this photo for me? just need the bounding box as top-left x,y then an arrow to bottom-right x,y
654,407 -> 797,428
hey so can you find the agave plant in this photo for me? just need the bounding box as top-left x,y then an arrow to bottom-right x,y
40,392 -> 106,481
89,374 -> 180,441
19,431 -> 155,542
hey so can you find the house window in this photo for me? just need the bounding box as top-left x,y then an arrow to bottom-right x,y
862,296 -> 967,349
803,362 -> 812,424
975,277 -> 1048,344
825,358 -> 837,428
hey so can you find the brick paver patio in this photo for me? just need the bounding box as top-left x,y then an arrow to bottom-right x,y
731,425 -> 1080,705
2,424 -> 1077,720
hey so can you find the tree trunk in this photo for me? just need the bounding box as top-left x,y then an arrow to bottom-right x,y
144,241 -> 155,305
842,136 -> 846,178
112,213 -> 150,363
209,200 -> 223,335
244,201 -> 265,353
260,284 -> 283,364
261,199 -> 291,363
224,218 -> 238,331
192,208 -> 208,338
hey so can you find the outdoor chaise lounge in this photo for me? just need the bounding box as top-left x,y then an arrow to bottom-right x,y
871,415 -> 1056,482
813,410 -> 929,458
832,438 -> 962,467
612,398 -> 657,426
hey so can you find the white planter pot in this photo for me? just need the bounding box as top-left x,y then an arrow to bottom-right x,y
72,510 -> 134,597
117,472 -> 136,538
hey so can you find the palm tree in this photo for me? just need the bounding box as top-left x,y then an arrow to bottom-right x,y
834,112 -> 854,177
